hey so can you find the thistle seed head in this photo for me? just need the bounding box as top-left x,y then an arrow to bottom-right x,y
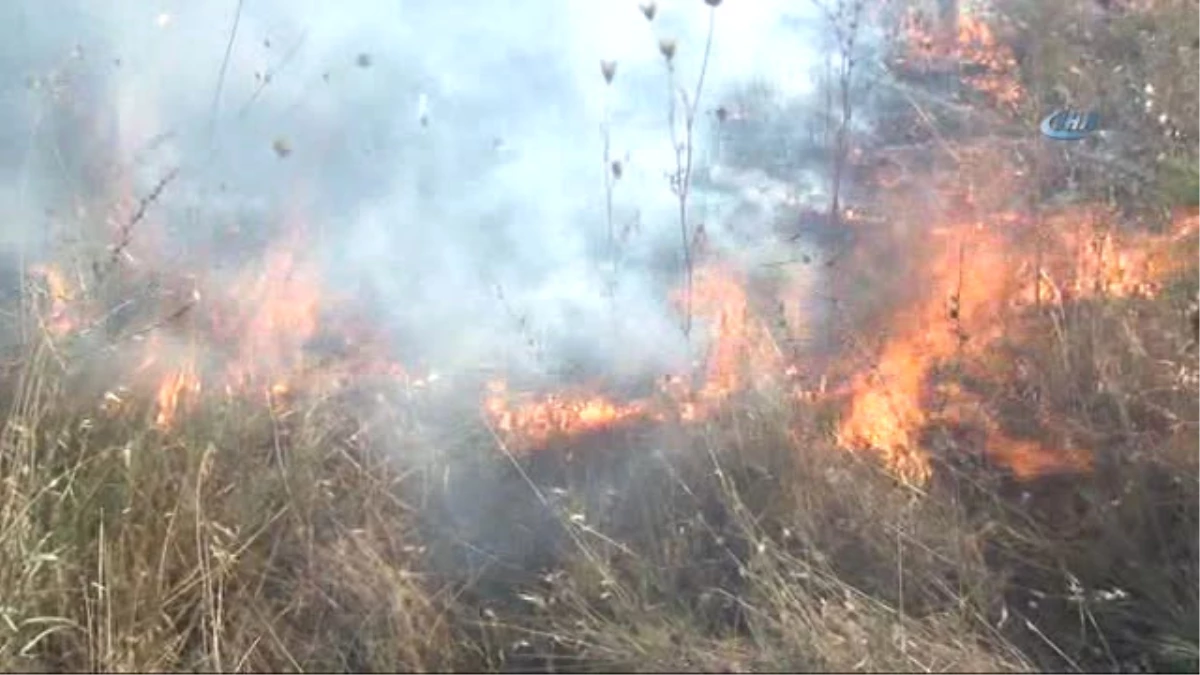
600,59 -> 617,84
658,38 -> 677,62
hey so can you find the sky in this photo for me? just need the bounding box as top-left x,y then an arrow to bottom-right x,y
0,0 -> 826,383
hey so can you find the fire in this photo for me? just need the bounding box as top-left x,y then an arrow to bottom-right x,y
155,363 -> 201,429
688,264 -> 787,403
838,343 -> 935,484
217,238 -> 321,392
484,381 -> 656,448
27,220 -> 407,430
30,176 -> 1193,481
25,25 -> 1194,484
484,265 -> 794,451
131,233 -> 325,428
895,8 -> 1024,110
493,202 -> 1187,481
837,206 -> 1197,483
30,264 -> 80,337
953,14 -> 1023,109
1038,209 -> 1199,302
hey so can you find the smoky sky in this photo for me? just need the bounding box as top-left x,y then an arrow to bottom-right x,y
1,0 -> 824,383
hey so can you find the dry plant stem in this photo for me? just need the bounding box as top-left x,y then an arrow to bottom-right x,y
668,6 -> 717,339
95,168 -> 179,287
601,84 -> 619,326
603,88 -> 615,272
819,0 -> 862,225
483,421 -> 629,606
494,282 -> 543,366
207,0 -> 247,148
236,31 -> 309,119
666,63 -> 687,334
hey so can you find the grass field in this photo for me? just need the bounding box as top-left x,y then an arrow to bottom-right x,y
1,0 -> 1198,672
1,200 -> 1196,673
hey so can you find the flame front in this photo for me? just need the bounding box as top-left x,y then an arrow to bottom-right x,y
23,6 -> 1196,484
837,207 -> 1197,482
484,265 -> 792,450
484,207 -> 1195,480
484,381 -> 656,447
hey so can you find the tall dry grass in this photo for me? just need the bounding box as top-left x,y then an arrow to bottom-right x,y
0,335 -> 459,672
2,253 -> 1195,673
1,1 -> 1196,671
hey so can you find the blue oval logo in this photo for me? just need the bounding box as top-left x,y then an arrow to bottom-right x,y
1040,109 -> 1100,141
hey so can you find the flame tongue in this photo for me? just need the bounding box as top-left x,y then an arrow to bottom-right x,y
134,228 -> 411,428
484,381 -> 655,448
30,264 -> 81,337
217,239 -> 321,393
484,264 -> 791,450
155,362 -> 201,429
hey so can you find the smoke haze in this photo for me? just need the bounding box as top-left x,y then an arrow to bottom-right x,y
1,0 -> 825,384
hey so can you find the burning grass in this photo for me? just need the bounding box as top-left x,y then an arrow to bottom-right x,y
1,2 -> 1197,669
2,195 -> 1196,671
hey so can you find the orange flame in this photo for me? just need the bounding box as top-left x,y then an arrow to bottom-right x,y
220,239 -> 321,392
138,228 -> 407,429
484,380 -> 656,448
484,265 -> 794,451
837,206 -> 1197,483
30,264 -> 79,337
155,363 -> 201,429
896,9 -> 1024,110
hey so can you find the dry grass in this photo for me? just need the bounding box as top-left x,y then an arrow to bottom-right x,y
0,341 -> 459,672
1,261 -> 1195,673
1,2 -> 1196,671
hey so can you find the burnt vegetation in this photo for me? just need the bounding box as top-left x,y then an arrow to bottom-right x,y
1,0 -> 1198,673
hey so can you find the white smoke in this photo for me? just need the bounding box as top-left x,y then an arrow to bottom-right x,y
2,0 -> 825,383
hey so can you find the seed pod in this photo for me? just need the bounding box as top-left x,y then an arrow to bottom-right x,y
600,59 -> 617,84
658,38 -> 677,62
